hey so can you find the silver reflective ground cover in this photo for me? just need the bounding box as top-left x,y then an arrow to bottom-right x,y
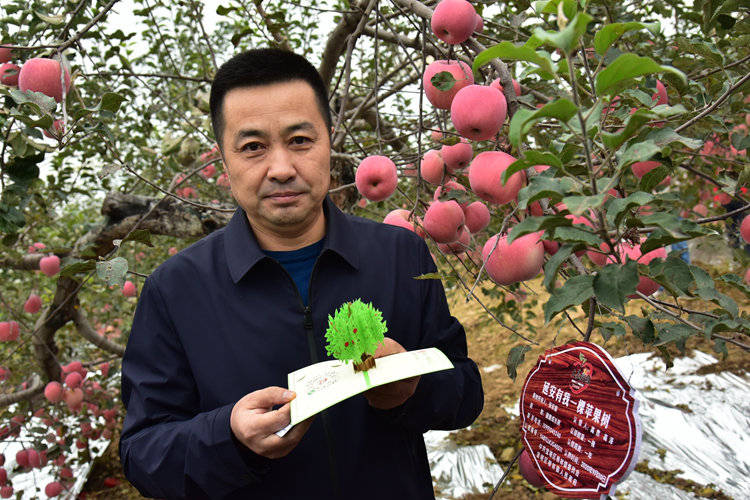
424,350 -> 750,499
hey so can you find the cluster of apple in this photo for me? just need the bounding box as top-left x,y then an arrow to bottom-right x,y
351,1 -> 702,294
0,360 -> 120,497
0,47 -> 70,139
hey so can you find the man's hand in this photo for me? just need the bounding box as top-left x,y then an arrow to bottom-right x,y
230,387 -> 315,459
364,337 -> 421,410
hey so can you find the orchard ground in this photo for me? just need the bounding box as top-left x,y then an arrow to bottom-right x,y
79,237 -> 749,499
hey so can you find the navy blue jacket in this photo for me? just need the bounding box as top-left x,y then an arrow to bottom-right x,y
119,195 -> 484,499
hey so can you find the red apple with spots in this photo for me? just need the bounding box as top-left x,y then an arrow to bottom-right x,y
0,63 -> 19,87
468,151 -> 526,205
420,150 -> 446,185
451,85 -> 507,141
431,0 -> 477,45
355,155 -> 398,202
463,201 -> 490,234
482,232 -> 544,285
24,293 -> 42,313
424,200 -> 465,243
18,58 -> 71,102
441,140 -> 473,173
39,255 -> 61,277
422,60 -> 474,110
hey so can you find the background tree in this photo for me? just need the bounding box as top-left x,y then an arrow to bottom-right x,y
0,0 -> 748,495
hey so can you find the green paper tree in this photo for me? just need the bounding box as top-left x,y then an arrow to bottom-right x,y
324,299 -> 387,365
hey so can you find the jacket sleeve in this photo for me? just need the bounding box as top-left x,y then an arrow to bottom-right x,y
370,237 -> 484,434
119,275 -> 273,499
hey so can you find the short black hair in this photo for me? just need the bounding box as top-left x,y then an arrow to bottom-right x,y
209,48 -> 332,149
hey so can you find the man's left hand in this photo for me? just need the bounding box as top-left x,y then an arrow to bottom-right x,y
364,337 -> 421,410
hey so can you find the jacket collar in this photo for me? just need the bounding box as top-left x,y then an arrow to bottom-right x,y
224,194 -> 359,283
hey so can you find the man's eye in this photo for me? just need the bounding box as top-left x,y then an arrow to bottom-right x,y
241,142 -> 263,152
291,136 -> 311,145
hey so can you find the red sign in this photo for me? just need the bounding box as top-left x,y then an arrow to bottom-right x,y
519,341 -> 641,498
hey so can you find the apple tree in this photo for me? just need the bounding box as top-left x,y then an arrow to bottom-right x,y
0,0 -> 748,495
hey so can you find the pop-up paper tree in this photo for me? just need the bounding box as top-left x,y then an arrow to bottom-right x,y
324,299 -> 387,372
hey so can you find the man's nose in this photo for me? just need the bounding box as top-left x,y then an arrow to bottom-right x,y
267,145 -> 296,182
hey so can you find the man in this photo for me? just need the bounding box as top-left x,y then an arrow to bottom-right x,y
119,48 -> 483,499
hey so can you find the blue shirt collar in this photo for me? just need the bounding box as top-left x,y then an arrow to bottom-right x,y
224,194 -> 359,283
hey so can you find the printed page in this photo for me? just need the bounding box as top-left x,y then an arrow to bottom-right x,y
274,347 -> 453,437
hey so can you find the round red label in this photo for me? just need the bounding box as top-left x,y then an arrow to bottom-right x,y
519,341 -> 641,497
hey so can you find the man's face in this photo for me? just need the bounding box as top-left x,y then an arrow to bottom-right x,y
220,80 -> 331,237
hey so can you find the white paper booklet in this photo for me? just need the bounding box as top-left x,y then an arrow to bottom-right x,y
274,347 -> 454,437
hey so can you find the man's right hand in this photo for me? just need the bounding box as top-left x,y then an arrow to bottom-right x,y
230,386 -> 314,459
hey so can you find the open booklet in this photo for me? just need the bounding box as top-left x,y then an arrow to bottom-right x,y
274,347 -> 454,437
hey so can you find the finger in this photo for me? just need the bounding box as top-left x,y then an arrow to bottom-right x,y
251,401 -> 293,435
243,387 -> 296,410
283,415 -> 315,442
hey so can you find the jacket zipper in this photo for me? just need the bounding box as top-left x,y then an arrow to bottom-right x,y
272,255 -> 341,499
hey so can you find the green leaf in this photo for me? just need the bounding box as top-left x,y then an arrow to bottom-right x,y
503,151 -> 562,184
638,165 -> 670,192
60,260 -> 97,277
413,272 -> 443,280
508,99 -> 578,149
605,192 -> 654,227
8,88 -> 57,114
97,92 -> 128,113
655,323 -> 695,353
593,261 -> 639,313
645,127 -> 704,150
626,315 -> 655,344
647,254 -> 694,296
533,13 -> 594,53
473,40 -> 556,76
601,109 -> 657,150
595,54 -> 687,95
594,22 -> 661,56
618,139 -> 660,169
561,193 -> 607,216
675,37 -> 724,66
718,274 -> 750,298
506,345 -> 532,381
544,274 -> 595,323
599,321 -> 627,342
549,226 -> 600,246
543,244 -> 574,291
121,229 -> 154,247
430,71 -> 456,92
34,10 -> 65,25
517,174 -> 576,209
96,257 -> 129,288
508,215 -> 570,244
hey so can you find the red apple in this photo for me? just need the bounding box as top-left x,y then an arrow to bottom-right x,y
420,149 -> 446,185
438,225 -> 471,255
490,78 -> 521,97
441,140 -> 473,173
451,85 -> 507,141
63,388 -> 84,411
423,60 -> 474,110
431,130 -> 443,141
355,155 -> 398,202
0,63 -> 19,87
39,255 -> 60,277
45,482 -> 63,497
482,232 -> 544,285
43,119 -> 65,139
0,322 -> 19,342
463,201 -> 490,233
383,209 -> 417,234
64,372 -> 83,389
468,151 -> 526,205
18,58 -> 71,103
519,448 -> 546,487
122,280 -> 137,297
431,0 -> 477,45
424,200 -> 465,243
24,293 -> 42,314
0,47 -> 11,63
652,79 -> 668,106
433,180 -> 467,206
44,382 -> 63,403
474,14 -> 484,33
741,214 -> 750,244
